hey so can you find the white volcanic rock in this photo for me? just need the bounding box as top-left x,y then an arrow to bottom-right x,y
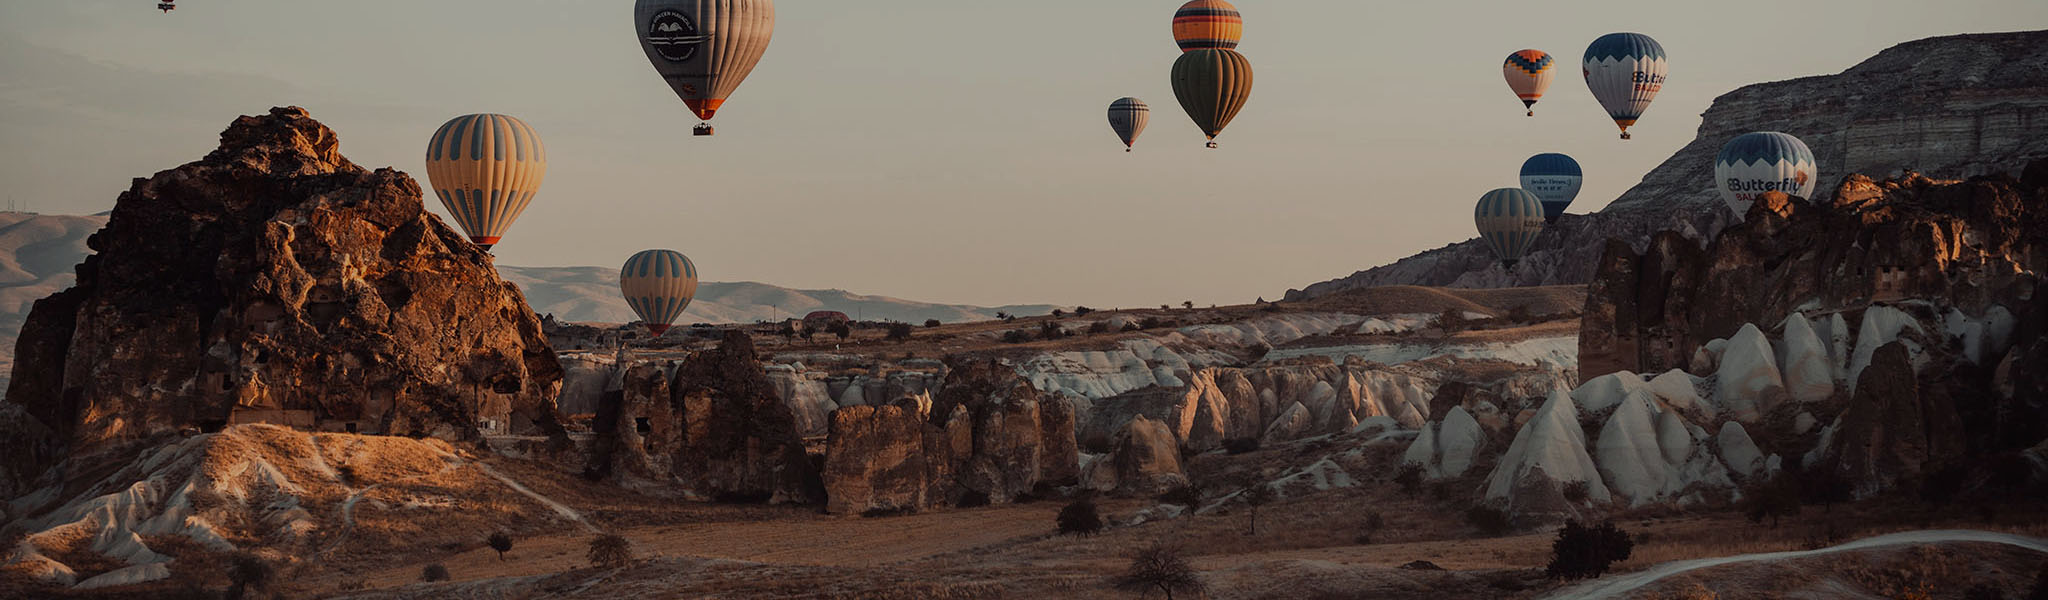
1402,422 -> 1440,477
1648,370 -> 1713,421
1715,324 -> 1786,423
1262,401 -> 1313,444
1847,305 -> 1924,395
1263,335 -> 1578,372
1572,371 -> 1653,417
1717,422 -> 1765,479
1776,314 -> 1836,403
1485,390 -> 1610,510
1813,312 -> 1853,383
1944,306 -> 2016,366
1692,339 -> 1729,375
1438,407 -> 1485,477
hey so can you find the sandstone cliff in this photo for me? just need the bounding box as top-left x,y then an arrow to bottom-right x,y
1287,30 -> 2048,299
0,107 -> 566,497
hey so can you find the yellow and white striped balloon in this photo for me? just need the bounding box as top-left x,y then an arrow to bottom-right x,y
619,249 -> 699,336
424,114 -> 547,250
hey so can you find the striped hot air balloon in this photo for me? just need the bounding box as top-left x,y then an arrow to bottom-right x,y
1171,49 -> 1253,149
1172,0 -> 1242,52
1474,188 -> 1547,269
424,114 -> 546,251
634,0 -> 775,136
1503,49 -> 1556,117
1715,132 -> 1817,217
1583,33 -> 1667,140
619,249 -> 699,336
1108,97 -> 1150,152
1519,153 -> 1583,223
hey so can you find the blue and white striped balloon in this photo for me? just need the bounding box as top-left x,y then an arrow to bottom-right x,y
1715,132 -> 1817,217
1519,153 -> 1583,223
1475,188 -> 1548,269
619,249 -> 699,336
1583,33 -> 1667,140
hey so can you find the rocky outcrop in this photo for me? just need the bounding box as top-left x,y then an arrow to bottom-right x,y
1287,30 -> 2048,298
669,332 -> 822,503
818,359 -> 1079,514
1083,415 -> 1187,496
0,107 -> 564,496
1822,343 -> 1966,497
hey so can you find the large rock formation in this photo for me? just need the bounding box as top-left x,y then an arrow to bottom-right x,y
0,107 -> 564,497
1287,30 -> 2048,298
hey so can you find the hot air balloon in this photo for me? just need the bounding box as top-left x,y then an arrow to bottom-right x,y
1172,0 -> 1242,52
424,114 -> 547,252
1715,132 -> 1816,217
1475,188 -> 1547,269
1108,98 -> 1150,152
1519,153 -> 1583,223
158,1 -> 175,12
1171,49 -> 1253,149
634,0 -> 775,136
1583,33 -> 1666,140
1503,50 -> 1555,117
619,249 -> 699,337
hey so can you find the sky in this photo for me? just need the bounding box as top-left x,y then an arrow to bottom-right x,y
2,1 -> 2044,309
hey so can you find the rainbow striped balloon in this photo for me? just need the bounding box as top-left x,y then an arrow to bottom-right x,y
424,114 -> 547,251
619,249 -> 699,336
1474,188 -> 1548,269
1173,0 -> 1242,52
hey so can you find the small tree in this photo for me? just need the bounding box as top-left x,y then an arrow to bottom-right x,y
1393,464 -> 1424,494
1437,308 -> 1467,335
588,533 -> 635,570
1160,304 -> 1171,311
1242,485 -> 1277,536
994,311 -> 1009,320
886,322 -> 914,341
488,532 -> 514,560
800,325 -> 816,340
1074,306 -> 1095,316
1057,498 -> 1105,536
1051,309 -> 1065,317
1744,472 -> 1802,528
420,563 -> 451,582
1038,321 -> 1069,341
1546,520 -> 1634,580
1159,483 -> 1204,507
228,553 -> 275,598
1087,321 -> 1111,334
1112,542 -> 1206,600
1001,329 -> 1033,344
923,319 -> 941,328
828,322 -> 852,341
1182,301 -> 1194,310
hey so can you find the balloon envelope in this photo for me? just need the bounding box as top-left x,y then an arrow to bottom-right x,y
1583,33 -> 1667,139
1171,49 -> 1254,146
1474,188 -> 1547,268
1519,153 -> 1583,223
1108,98 -> 1150,151
1173,0 -> 1242,52
424,114 -> 547,250
634,0 -> 775,122
1503,50 -> 1556,116
1715,132 -> 1817,217
620,249 -> 700,336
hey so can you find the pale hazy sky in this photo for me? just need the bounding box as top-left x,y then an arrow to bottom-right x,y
2,1 -> 2043,308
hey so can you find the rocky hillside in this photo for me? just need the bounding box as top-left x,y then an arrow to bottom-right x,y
501,265 -> 1059,326
0,212 -> 100,386
1287,29 -> 2048,299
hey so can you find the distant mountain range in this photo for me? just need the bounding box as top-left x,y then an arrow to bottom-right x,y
0,212 -> 1057,387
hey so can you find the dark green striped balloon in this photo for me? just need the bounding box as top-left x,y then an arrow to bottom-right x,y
1171,49 -> 1253,148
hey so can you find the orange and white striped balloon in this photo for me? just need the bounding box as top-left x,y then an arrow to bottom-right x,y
424,114 -> 546,250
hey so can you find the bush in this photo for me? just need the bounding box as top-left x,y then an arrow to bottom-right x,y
1222,438 -> 1261,455
1743,471 -> 1803,528
1158,483 -> 1204,507
1088,321 -> 1111,334
1393,464 -> 1425,494
1505,304 -> 1535,324
886,322 -> 914,341
1038,321 -> 1069,341
1365,511 -> 1386,533
1057,498 -> 1104,536
956,490 -> 993,508
228,553 -> 275,596
1562,481 -> 1591,504
420,563 -> 451,582
1112,542 -> 1205,600
1122,323 -> 1142,332
1465,505 -> 1514,537
1074,306 -> 1095,316
588,534 -> 634,569
923,319 -> 941,328
1182,301 -> 1194,310
1545,520 -> 1634,580
1140,317 -> 1166,329
1437,308 -> 1468,334
1001,329 -> 1033,344
1051,309 -> 1065,317
828,322 -> 851,341
487,532 -> 514,560
1241,485 -> 1277,536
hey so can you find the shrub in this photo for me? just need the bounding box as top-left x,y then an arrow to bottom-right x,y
956,490 -> 993,508
886,322 -> 914,341
487,532 -> 513,560
923,319 -> 941,328
1248,343 -> 1272,362
828,322 -> 851,341
1437,308 -> 1468,334
1743,471 -> 1803,528
1505,304 -> 1535,324
420,563 -> 450,582
1088,321 -> 1111,334
1182,301 -> 1194,310
1465,505 -> 1514,537
1057,499 -> 1104,536
994,312 -> 1009,320
228,553 -> 275,597
1074,306 -> 1095,316
1393,464 -> 1425,494
1001,329 -> 1033,344
588,534 -> 634,569
1051,309 -> 1065,317
1038,321 -> 1069,341
1158,483 -> 1204,507
1222,438 -> 1261,455
1112,542 -> 1205,600
1365,511 -> 1386,533
1562,481 -> 1591,504
1242,485 -> 1277,536
1545,520 -> 1634,580
1122,323 -> 1142,332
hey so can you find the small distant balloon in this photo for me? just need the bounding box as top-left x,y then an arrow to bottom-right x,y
1583,33 -> 1667,140
1474,188 -> 1547,269
619,250 -> 699,337
1715,132 -> 1816,217
1502,50 -> 1556,117
424,114 -> 547,252
1172,0 -> 1242,52
1107,98 -> 1150,152
1171,49 -> 1253,149
1519,153 -> 1583,223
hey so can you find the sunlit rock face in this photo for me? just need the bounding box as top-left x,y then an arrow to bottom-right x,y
1,107 -> 565,496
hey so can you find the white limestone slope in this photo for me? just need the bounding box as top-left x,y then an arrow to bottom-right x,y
1714,324 -> 1785,423
1775,315 -> 1835,404
1485,390 -> 1611,507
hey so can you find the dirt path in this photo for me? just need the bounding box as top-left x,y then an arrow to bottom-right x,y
472,461 -> 600,534
318,452 -> 468,557
1545,529 -> 2048,599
